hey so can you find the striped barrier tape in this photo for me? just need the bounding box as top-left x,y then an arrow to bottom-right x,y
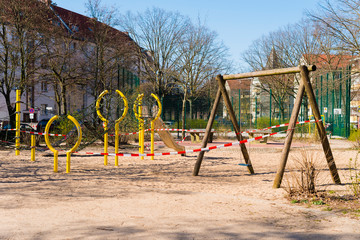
2,129 -> 67,137
237,119 -> 320,135
1,119 -> 321,139
70,119 -> 322,157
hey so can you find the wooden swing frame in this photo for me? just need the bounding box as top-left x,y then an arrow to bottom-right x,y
193,65 -> 341,188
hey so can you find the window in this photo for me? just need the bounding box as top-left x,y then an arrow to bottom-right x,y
41,81 -> 48,92
41,104 -> 48,115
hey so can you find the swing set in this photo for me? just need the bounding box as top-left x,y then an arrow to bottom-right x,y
193,65 -> 341,188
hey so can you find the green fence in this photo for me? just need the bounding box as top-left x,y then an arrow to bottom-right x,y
311,67 -> 351,138
158,67 -> 352,137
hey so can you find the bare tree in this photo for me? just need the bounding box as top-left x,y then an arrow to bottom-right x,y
85,0 -> 136,98
241,20 -> 334,118
39,34 -> 86,115
0,0 -> 50,126
309,0 -> 360,54
175,20 -> 231,135
120,7 -> 190,100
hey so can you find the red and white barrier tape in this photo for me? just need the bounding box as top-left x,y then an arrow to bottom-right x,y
2,119 -> 321,139
238,119 -> 319,135
3,129 -> 67,137
71,119 -> 321,157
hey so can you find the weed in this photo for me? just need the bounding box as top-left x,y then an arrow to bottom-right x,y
323,207 -> 333,211
312,200 -> 325,205
349,130 -> 360,148
284,150 -> 322,197
348,153 -> 360,197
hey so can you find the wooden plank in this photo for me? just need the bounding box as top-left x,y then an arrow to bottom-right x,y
193,87 -> 222,176
217,75 -> 254,174
223,65 -> 316,80
273,68 -> 306,188
301,66 -> 341,184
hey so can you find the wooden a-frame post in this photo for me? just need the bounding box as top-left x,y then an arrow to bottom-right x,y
194,65 -> 341,188
273,65 -> 341,187
193,75 -> 254,176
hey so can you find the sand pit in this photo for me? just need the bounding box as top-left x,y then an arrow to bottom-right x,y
0,138 -> 359,239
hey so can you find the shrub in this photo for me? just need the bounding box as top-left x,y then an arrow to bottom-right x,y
349,130 -> 360,148
285,150 -> 322,197
175,119 -> 219,130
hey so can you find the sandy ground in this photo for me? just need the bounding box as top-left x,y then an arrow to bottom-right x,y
0,138 -> 359,240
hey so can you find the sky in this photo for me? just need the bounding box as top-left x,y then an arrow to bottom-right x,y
55,0 -> 322,70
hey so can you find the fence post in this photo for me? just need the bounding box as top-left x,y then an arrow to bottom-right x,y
278,96 -> 281,132
332,72 -> 335,135
320,75 -> 323,116
15,89 -> 21,156
255,96 -> 258,129
326,73 -> 329,125
346,65 -> 351,138
269,89 -> 272,127
238,89 -> 241,127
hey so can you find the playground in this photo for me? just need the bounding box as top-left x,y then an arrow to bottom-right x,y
0,137 -> 359,239
0,65 -> 359,239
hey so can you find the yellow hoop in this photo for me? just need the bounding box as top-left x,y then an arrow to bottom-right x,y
44,115 -> 82,173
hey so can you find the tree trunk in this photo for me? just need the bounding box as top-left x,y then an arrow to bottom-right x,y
61,84 -> 67,115
188,99 -> 193,120
181,92 -> 187,139
54,84 -> 61,115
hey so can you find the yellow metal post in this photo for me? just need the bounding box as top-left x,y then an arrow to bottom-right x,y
114,90 -> 128,166
15,89 -> 21,155
103,121 -> 108,165
65,115 -> 82,173
96,90 -> 109,166
309,114 -> 325,137
115,123 -> 119,166
134,94 -> 144,160
150,93 -> 162,160
139,103 -> 144,160
53,151 -> 58,172
31,134 -> 35,161
44,115 -> 59,172
150,121 -> 154,159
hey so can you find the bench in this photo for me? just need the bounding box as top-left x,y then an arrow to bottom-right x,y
248,130 -> 271,143
189,129 -> 214,143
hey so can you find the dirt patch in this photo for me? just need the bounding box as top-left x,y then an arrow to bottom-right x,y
0,138 -> 359,239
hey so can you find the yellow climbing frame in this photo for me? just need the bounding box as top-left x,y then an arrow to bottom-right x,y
44,115 -> 82,173
96,90 -> 128,166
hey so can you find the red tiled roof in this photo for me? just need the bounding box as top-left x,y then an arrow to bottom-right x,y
227,78 -> 251,90
50,5 -> 135,47
303,54 -> 354,70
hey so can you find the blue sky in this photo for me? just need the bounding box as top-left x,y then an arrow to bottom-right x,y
55,0 -> 321,68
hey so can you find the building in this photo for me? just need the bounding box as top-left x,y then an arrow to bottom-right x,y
0,0 -> 142,127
